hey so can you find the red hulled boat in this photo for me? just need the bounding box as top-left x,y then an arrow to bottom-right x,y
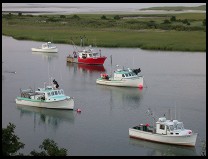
67,45 -> 107,65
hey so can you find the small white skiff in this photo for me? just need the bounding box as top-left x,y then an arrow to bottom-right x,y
31,42 -> 58,53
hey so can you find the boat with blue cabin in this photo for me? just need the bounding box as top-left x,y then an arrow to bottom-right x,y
96,65 -> 144,88
15,78 -> 74,110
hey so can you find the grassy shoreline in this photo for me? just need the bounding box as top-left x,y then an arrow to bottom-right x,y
2,12 -> 206,52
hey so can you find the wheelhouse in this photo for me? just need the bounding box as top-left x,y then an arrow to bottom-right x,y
113,69 -> 137,80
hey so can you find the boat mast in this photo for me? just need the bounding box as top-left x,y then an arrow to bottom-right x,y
80,35 -> 86,49
146,108 -> 157,128
70,40 -> 78,52
110,55 -> 112,76
175,102 -> 177,120
168,108 -> 171,120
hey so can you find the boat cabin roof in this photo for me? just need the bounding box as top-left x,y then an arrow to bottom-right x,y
156,117 -> 184,127
114,69 -> 136,76
37,86 -> 62,93
42,42 -> 55,48
79,49 -> 98,54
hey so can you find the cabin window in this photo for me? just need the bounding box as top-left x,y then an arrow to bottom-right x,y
125,74 -> 129,77
89,54 -> 92,57
175,133 -> 179,135
128,73 -> 131,76
47,92 -> 51,96
160,124 -> 165,130
169,125 -> 174,131
122,74 -> 125,77
51,92 -> 54,96
58,91 -> 61,95
176,123 -> 184,130
82,54 -> 87,58
93,53 -> 97,56
55,91 -> 58,95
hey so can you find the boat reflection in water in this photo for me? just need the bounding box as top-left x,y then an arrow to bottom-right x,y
17,105 -> 75,129
97,85 -> 144,110
67,62 -> 106,74
78,63 -> 106,72
32,51 -> 58,63
129,138 -> 198,156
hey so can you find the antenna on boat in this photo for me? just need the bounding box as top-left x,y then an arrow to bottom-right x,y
178,103 -> 181,121
110,55 -> 112,76
146,108 -> 157,127
175,102 -> 177,120
93,38 -> 97,48
70,40 -> 78,52
133,57 -> 134,68
168,108 -> 171,120
80,35 -> 86,48
110,55 -> 112,66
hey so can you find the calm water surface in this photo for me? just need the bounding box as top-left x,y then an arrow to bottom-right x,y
2,36 -> 206,156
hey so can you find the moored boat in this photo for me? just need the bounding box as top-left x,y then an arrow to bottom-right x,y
15,78 -> 74,110
129,109 -> 198,147
31,42 -> 58,53
67,45 -> 107,65
96,65 -> 144,88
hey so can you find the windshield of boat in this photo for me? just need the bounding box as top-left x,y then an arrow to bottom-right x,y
176,122 -> 184,130
169,125 -> 174,131
121,72 -> 136,77
47,90 -> 64,97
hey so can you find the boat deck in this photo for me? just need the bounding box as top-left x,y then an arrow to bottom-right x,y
133,125 -> 155,133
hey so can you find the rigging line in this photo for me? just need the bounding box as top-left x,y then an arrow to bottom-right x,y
47,57 -> 50,84
175,101 -> 177,120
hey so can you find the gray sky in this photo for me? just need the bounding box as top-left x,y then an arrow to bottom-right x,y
2,3 -> 206,14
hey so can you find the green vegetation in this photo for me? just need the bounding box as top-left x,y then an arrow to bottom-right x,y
2,12 -> 206,52
2,123 -> 25,156
2,123 -> 68,156
30,139 -> 67,156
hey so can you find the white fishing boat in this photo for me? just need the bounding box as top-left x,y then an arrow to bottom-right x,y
129,109 -> 198,147
31,42 -> 58,53
96,65 -> 144,88
15,78 -> 74,110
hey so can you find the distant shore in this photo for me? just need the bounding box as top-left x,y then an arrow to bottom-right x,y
2,12 -> 206,52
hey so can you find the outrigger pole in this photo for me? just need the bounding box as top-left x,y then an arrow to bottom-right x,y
110,55 -> 112,76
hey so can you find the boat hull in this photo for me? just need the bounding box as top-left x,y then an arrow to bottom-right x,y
129,128 -> 197,147
15,97 -> 74,110
96,77 -> 144,88
67,56 -> 106,65
31,48 -> 58,53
